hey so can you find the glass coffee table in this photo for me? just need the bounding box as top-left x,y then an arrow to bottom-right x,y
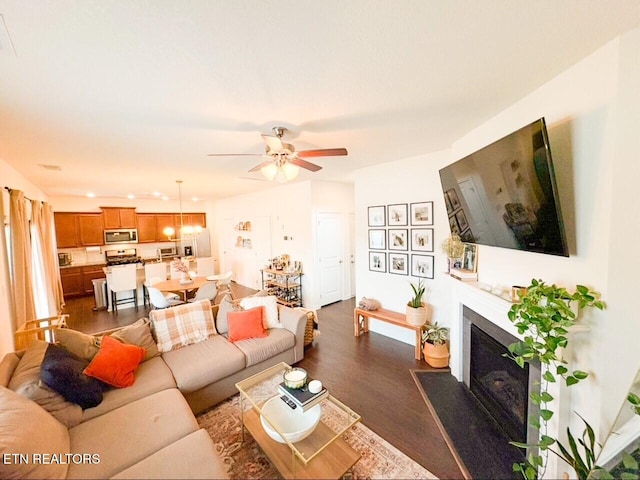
236,362 -> 361,479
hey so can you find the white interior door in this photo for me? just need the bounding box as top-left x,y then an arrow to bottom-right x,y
317,213 -> 343,306
348,212 -> 356,298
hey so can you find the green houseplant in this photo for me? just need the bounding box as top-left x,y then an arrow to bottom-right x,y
406,279 -> 430,326
505,279 -> 605,479
421,322 -> 449,368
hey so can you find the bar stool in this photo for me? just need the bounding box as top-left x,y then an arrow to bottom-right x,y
109,264 -> 138,313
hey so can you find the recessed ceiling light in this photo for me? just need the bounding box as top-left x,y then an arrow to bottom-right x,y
38,163 -> 62,171
86,192 -> 96,198
127,194 -> 135,199
152,192 -> 161,197
191,197 -> 199,202
162,195 -> 169,201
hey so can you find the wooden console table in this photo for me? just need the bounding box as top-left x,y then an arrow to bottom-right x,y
353,307 -> 422,360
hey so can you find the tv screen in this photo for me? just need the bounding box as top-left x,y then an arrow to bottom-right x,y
439,118 -> 569,257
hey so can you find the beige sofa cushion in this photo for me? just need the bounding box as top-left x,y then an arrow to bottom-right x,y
81,356 -> 177,422
234,328 -> 296,367
56,328 -> 101,361
6,339 -> 82,427
0,386 -> 70,479
67,388 -> 198,479
111,429 -> 228,479
0,352 -> 20,387
161,335 -> 245,393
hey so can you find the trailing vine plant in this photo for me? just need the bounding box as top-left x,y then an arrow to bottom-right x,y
505,279 -> 605,479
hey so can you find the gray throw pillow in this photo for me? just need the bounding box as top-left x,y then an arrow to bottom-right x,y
110,318 -> 159,361
216,294 -> 242,335
56,328 -> 101,361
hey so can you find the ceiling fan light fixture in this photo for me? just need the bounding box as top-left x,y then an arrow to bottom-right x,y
261,163 -> 278,181
281,162 -> 299,181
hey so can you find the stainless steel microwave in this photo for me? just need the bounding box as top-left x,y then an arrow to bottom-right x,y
104,229 -> 138,245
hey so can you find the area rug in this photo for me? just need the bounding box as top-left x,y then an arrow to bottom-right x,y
197,393 -> 438,479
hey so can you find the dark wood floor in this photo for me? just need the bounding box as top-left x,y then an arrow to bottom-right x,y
62,288 -> 464,479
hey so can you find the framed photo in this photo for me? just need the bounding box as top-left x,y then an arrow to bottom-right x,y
369,229 -> 386,250
369,251 -> 386,273
368,205 -> 386,227
461,243 -> 478,272
410,201 -> 434,226
446,189 -> 461,211
411,228 -> 434,252
448,215 -> 461,235
411,254 -> 434,279
455,209 -> 469,232
387,203 -> 408,226
388,253 -> 408,275
388,229 -> 408,251
444,193 -> 453,214
460,228 -> 475,243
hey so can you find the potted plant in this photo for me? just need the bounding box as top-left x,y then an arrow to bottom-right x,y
441,234 -> 464,272
406,279 -> 430,326
421,322 -> 449,368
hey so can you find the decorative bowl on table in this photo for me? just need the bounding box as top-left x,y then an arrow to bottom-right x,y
283,367 -> 307,389
260,395 -> 321,444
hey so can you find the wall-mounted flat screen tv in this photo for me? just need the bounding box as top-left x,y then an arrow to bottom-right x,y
439,118 -> 569,257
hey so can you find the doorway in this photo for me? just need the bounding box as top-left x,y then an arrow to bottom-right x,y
316,212 -> 344,306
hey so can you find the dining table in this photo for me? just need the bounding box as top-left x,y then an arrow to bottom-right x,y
153,276 -> 211,301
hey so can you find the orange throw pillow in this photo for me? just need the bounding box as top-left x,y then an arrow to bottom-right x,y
227,307 -> 267,342
83,336 -> 146,388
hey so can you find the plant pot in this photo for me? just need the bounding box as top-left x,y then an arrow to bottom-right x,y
423,343 -> 449,368
406,303 -> 430,326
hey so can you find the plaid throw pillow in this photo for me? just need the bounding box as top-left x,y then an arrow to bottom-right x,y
149,299 -> 217,352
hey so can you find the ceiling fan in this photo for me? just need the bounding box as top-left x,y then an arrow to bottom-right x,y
207,127 -> 348,181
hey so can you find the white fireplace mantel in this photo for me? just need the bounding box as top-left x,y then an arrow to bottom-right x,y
445,275 -> 588,479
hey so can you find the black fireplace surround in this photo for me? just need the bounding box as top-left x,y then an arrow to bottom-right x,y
463,306 -> 541,449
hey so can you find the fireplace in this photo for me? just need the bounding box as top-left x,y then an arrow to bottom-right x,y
463,306 -> 540,448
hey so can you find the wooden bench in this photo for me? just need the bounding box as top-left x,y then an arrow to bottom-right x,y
353,307 -> 422,360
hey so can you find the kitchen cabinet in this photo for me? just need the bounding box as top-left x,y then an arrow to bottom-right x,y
136,214 -> 157,243
61,264 -> 106,298
77,214 -> 104,246
155,214 -> 176,241
102,207 -> 137,229
60,267 -> 83,298
81,265 -> 106,294
55,212 -> 104,248
54,213 -> 80,248
173,213 -> 206,231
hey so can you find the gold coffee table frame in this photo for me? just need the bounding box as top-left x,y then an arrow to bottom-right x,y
236,362 -> 361,479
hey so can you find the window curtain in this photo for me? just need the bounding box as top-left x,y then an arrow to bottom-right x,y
31,200 -> 64,315
0,192 -> 17,335
9,190 -> 36,328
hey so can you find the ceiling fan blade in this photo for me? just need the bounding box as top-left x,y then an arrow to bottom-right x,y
248,160 -> 275,173
289,158 -> 323,172
261,134 -> 284,152
207,153 -> 264,157
297,148 -> 348,158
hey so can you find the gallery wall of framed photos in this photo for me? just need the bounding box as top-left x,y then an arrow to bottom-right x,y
444,188 -> 474,242
367,201 -> 435,279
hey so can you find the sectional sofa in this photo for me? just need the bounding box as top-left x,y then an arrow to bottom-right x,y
0,296 -> 308,479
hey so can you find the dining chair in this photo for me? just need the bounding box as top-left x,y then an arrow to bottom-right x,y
147,286 -> 185,309
215,271 -> 234,299
143,262 -> 169,307
187,282 -> 218,303
108,264 -> 138,313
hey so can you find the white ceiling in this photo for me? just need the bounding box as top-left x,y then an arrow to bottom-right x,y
2,1 -> 640,202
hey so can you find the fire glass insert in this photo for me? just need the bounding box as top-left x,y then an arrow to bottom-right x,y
470,324 -> 528,443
